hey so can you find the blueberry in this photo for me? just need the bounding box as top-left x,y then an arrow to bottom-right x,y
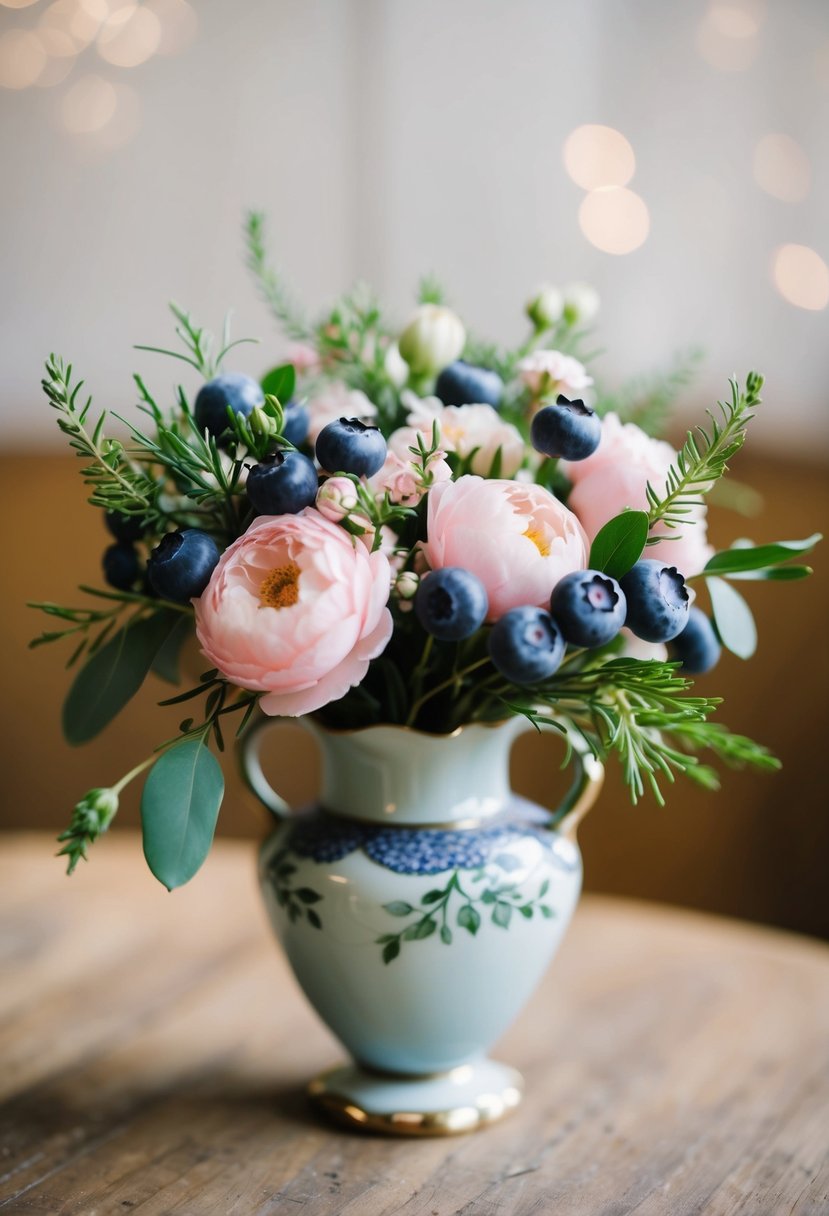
103,542 -> 141,591
531,395 -> 601,461
194,373 -> 264,441
281,400 -> 310,447
246,450 -> 319,515
550,569 -> 627,648
489,606 -> 565,684
620,559 -> 690,643
315,417 -> 387,478
147,529 -> 221,603
104,510 -> 146,542
435,360 -> 504,409
668,606 -> 721,674
415,568 -> 488,641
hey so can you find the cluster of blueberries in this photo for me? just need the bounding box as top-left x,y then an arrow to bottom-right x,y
102,359 -> 720,678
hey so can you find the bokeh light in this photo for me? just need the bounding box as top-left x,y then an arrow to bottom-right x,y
563,125 -> 635,191
38,0 -> 108,55
97,4 -> 161,68
60,71 -> 117,131
696,2 -> 761,72
145,0 -> 197,56
772,245 -> 829,311
0,0 -> 41,8
578,187 -> 650,255
754,135 -> 811,203
0,29 -> 47,89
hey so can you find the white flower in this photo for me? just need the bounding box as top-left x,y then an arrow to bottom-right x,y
526,284 -> 564,329
516,349 -> 593,398
384,342 -> 409,388
563,282 -> 600,325
398,305 -> 466,377
306,382 -> 376,444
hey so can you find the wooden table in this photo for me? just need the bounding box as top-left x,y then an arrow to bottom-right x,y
1,834 -> 827,1215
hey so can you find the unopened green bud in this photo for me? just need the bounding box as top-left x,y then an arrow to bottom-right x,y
398,305 -> 466,377
249,406 -> 280,439
526,284 -> 564,330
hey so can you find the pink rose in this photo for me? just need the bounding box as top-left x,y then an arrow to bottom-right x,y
564,413 -> 713,576
194,510 -> 392,717
516,350 -> 593,397
422,475 -> 588,620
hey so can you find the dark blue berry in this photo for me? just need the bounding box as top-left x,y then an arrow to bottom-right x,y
531,395 -> 601,461
668,606 -> 721,674
104,510 -> 146,542
488,606 -> 565,685
246,450 -> 319,515
550,569 -> 627,648
415,567 -> 488,641
620,559 -> 690,643
315,417 -> 387,478
103,542 -> 141,591
435,360 -> 504,409
281,400 -> 310,447
194,373 -> 264,441
147,529 -> 221,603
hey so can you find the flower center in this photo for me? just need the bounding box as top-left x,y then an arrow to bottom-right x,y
259,561 -> 301,609
523,526 -> 551,557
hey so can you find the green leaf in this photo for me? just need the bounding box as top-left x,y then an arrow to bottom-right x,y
539,879 -> 550,897
493,852 -> 522,873
519,905 -> 534,919
306,909 -> 322,930
457,904 -> 481,936
140,737 -> 224,890
295,888 -> 322,904
540,905 -> 554,918
589,511 -> 649,580
63,612 -> 178,746
260,363 -> 296,403
382,939 -> 400,964
440,925 -> 453,945
706,576 -> 757,660
412,917 -> 437,940
702,534 -> 821,577
492,902 -> 513,929
727,565 -> 813,581
421,889 -> 445,904
150,613 -> 194,685
383,901 -> 414,917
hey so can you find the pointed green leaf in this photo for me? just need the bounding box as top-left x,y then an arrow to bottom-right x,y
421,889 -> 445,904
383,901 -> 414,917
295,888 -> 322,904
141,738 -> 224,890
492,902 -> 513,929
440,925 -> 453,945
260,363 -> 296,403
589,510 -> 649,580
63,611 -> 179,746
727,565 -> 813,582
150,614 -> 194,685
412,917 -> 437,940
703,534 -> 821,577
707,576 -> 757,660
382,939 -> 400,964
457,904 -> 481,936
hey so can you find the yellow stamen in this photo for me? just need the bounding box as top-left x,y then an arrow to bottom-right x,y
259,561 -> 301,609
523,526 -> 550,557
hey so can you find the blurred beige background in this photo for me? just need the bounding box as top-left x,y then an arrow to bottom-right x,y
2,0 -> 828,935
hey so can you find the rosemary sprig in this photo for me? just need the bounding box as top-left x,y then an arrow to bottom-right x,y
244,211 -> 309,340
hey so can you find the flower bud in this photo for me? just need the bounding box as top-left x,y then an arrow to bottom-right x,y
398,305 -> 466,377
395,570 -> 420,600
249,406 -> 281,439
316,476 -> 359,523
78,787 -> 119,833
526,284 -> 564,329
562,282 -> 600,325
384,341 -> 409,388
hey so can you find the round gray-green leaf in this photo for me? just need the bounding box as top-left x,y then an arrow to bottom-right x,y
141,738 -> 224,890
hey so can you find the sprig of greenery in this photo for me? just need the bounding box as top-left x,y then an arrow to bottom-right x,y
135,302 -> 258,378
646,372 -> 763,539
42,356 -> 157,518
244,211 -> 309,340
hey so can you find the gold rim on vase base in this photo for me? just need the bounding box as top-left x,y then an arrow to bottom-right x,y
307,1067 -> 523,1137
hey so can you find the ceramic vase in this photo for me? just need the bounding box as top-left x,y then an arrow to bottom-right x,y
241,715 -> 603,1136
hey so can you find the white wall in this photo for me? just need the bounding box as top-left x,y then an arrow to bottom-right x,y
1,0 -> 828,453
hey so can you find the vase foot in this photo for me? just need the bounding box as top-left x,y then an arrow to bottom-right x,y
307,1058 -> 523,1136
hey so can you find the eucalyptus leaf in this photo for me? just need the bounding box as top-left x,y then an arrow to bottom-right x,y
150,613 -> 194,685
141,737 -> 224,890
63,612 -> 178,746
703,534 -> 821,577
706,576 -> 757,660
727,565 -> 813,582
589,510 -> 649,580
260,363 -> 296,403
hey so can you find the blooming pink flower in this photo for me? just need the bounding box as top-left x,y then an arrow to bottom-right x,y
516,350 -> 593,397
398,398 -> 524,478
373,439 -> 452,507
564,413 -> 713,576
194,510 -> 392,717
306,382 -> 376,444
422,475 -> 588,620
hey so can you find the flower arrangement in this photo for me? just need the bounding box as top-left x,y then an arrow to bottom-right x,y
31,211 -> 820,891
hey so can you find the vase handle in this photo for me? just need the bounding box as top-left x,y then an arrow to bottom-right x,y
545,720 -> 604,838
239,715 -> 294,819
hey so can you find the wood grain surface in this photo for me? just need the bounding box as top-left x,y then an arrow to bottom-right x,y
1,833 -> 827,1216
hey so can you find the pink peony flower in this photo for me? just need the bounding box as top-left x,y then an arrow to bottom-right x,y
194,510 -> 392,717
422,475 -> 589,620
306,382 -> 376,444
516,350 -> 593,397
564,413 -> 713,576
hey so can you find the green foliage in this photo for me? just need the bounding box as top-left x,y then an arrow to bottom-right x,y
417,275 -> 446,305
135,302 -> 258,378
141,736 -> 225,890
589,510 -> 649,580
646,372 -> 763,539
260,362 -> 296,402
596,348 -> 703,434
244,211 -> 309,340
701,534 -> 821,578
57,787 -> 119,874
706,576 -> 757,660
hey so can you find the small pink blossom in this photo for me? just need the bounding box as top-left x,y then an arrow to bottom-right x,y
316,476 -> 359,522
422,475 -> 588,620
194,510 -> 392,718
564,413 -> 713,576
306,382 -> 376,444
285,342 -> 321,375
373,442 -> 452,507
399,397 -> 525,477
516,350 -> 593,398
